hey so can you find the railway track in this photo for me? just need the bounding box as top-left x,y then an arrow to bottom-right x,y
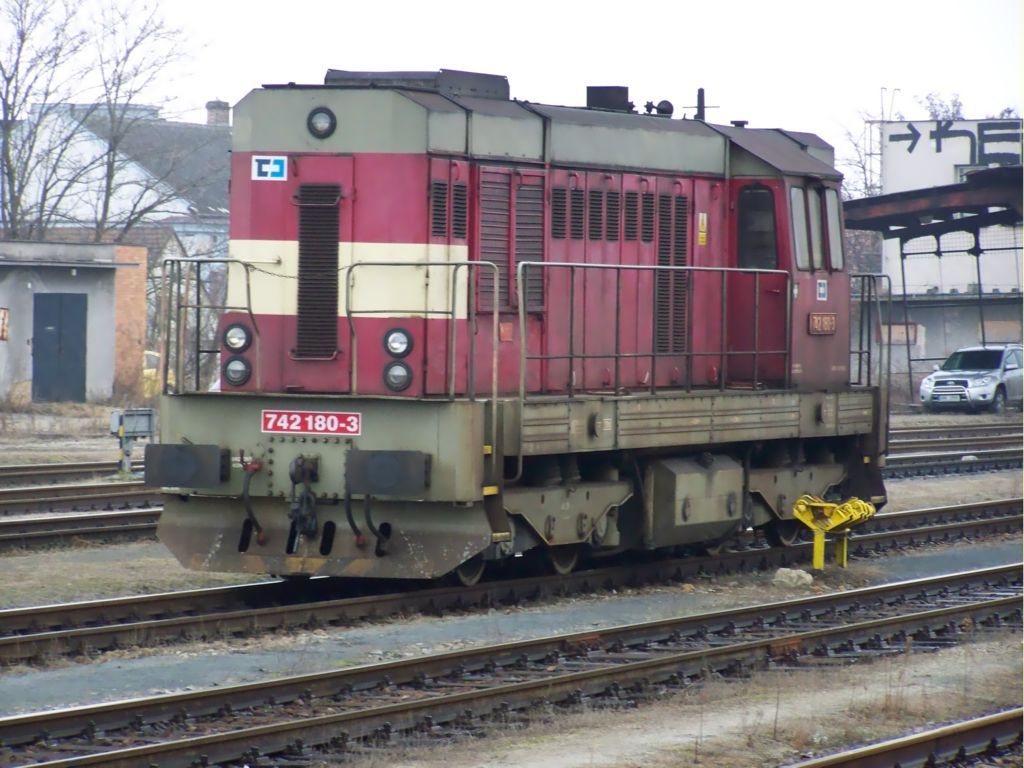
0,481 -> 157,517
884,446 -> 1023,477
0,509 -> 161,552
2,564 -> 1019,767
0,460 -> 143,486
1,498 -> 1018,665
785,707 -> 1024,767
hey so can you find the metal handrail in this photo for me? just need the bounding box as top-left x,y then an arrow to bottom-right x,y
851,272 -> 892,449
341,260 -> 500,446
515,261 -> 793,406
161,257 -> 257,394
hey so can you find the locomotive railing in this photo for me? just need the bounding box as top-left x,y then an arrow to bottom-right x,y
160,257 -> 259,394
850,272 -> 892,452
342,260 -> 500,427
515,261 -> 793,404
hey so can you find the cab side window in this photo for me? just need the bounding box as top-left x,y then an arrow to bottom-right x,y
824,189 -> 845,270
789,187 -> 810,270
737,186 -> 777,269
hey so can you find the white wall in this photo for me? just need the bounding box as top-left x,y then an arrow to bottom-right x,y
879,119 -> 1023,295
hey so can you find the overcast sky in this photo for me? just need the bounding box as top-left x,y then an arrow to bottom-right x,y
159,0 -> 1021,161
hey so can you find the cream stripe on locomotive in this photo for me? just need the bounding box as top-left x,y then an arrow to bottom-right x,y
226,240 -> 471,320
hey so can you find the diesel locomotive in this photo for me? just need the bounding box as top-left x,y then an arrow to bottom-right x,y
146,69 -> 889,584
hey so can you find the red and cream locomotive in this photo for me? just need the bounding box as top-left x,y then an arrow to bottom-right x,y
146,69 -> 889,583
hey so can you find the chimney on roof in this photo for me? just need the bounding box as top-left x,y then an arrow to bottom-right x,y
205,100 -> 230,126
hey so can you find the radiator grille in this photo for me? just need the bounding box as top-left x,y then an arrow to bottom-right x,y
478,172 -> 510,309
641,191 -> 655,243
624,191 -> 638,241
588,189 -> 603,240
606,191 -> 620,241
452,183 -> 468,239
551,187 -> 567,239
570,188 -> 584,240
516,183 -> 545,310
296,184 -> 340,358
430,180 -> 448,238
655,194 -> 689,354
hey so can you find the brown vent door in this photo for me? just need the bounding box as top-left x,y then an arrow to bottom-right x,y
295,183 -> 342,359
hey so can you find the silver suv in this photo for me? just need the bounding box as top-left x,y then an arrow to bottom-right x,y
919,344 -> 1023,414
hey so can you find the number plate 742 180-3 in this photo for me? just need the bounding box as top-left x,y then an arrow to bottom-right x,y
261,410 -> 362,436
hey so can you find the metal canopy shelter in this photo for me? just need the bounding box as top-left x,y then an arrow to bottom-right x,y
844,166 -> 1023,400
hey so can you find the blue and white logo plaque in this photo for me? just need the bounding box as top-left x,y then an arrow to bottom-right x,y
251,156 -> 287,181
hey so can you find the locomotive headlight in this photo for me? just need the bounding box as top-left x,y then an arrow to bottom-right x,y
307,107 -> 337,139
384,328 -> 412,357
223,356 -> 252,386
223,323 -> 251,353
383,361 -> 412,392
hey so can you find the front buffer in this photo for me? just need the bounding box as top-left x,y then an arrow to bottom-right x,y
146,394 -> 491,579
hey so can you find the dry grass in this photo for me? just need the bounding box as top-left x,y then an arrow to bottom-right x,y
0,543 -> 259,609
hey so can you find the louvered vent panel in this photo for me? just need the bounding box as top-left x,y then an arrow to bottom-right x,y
624,191 -> 638,241
641,192 -> 655,243
606,191 -> 620,241
570,189 -> 584,240
551,187 -> 567,239
671,196 -> 689,353
296,184 -> 340,358
516,184 -> 545,311
452,183 -> 468,239
478,173 -> 510,309
588,189 -> 603,240
655,194 -> 673,353
430,180 -> 448,238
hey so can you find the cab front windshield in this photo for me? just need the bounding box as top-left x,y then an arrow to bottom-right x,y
941,350 -> 1003,371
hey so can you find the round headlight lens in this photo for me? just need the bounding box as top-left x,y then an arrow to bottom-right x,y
307,107 -> 336,139
383,361 -> 412,392
224,356 -> 251,386
384,328 -> 412,357
223,323 -> 251,352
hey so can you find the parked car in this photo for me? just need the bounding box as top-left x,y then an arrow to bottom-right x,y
919,344 -> 1023,414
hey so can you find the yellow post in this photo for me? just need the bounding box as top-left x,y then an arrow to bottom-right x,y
812,530 -> 826,570
791,495 -> 876,571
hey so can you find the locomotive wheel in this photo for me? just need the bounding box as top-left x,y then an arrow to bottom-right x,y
546,545 -> 580,576
453,554 -> 486,587
766,519 -> 805,547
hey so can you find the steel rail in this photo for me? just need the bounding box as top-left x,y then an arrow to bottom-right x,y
0,461 -> 143,484
0,501 -> 1019,664
0,481 -> 155,516
889,424 -> 1023,439
888,434 -> 1022,452
0,509 -> 161,552
782,707 -> 1024,767
883,446 -> 1022,477
2,566 -> 1019,766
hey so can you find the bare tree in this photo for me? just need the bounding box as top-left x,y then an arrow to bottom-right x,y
917,92 -> 965,120
0,0 -> 90,239
87,0 -> 186,242
0,0 -> 190,243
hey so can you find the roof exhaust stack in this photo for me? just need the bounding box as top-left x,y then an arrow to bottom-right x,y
587,86 -> 634,113
695,88 -> 706,121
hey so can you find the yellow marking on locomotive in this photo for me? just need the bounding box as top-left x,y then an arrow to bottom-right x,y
227,240 -> 470,318
791,495 -> 876,571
